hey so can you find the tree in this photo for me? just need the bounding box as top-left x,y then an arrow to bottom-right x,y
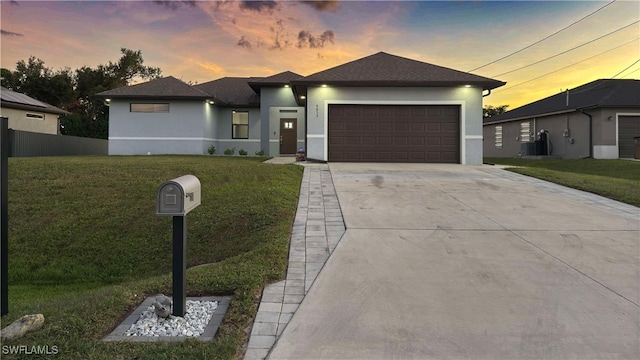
2,49 -> 161,139
483,105 -> 509,118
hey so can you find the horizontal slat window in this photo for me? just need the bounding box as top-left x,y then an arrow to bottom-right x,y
26,113 -> 44,120
130,103 -> 170,113
495,126 -> 503,148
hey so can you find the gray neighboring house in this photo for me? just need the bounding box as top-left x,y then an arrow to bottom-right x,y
483,79 -> 640,159
97,52 -> 505,164
0,86 -> 69,134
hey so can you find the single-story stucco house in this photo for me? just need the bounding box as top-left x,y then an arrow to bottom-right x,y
483,79 -> 640,159
97,52 -> 505,164
1,86 -> 69,134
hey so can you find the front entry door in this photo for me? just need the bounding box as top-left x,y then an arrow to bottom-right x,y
280,118 -> 297,154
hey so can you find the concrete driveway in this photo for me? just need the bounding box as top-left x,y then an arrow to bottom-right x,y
269,163 -> 639,360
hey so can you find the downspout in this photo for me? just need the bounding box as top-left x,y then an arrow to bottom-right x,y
580,109 -> 593,158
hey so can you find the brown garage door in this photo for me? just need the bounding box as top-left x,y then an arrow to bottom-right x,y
619,115 -> 640,158
328,105 -> 460,163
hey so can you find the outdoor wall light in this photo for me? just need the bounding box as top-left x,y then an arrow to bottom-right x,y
284,84 -> 290,88
208,100 -> 215,105
464,85 -> 472,88
300,95 -> 306,100
321,84 -> 328,88
607,116 -> 613,121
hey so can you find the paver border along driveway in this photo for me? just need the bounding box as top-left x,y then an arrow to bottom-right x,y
269,163 -> 639,360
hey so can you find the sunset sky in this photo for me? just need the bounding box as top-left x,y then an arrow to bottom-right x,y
1,0 -> 639,109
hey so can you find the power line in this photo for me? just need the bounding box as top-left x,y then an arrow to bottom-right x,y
493,38 -> 639,93
491,20 -> 639,78
469,0 -> 617,72
612,58 -> 640,78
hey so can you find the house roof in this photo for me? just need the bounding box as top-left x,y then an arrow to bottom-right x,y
291,52 -> 506,90
95,76 -> 211,100
484,79 -> 640,124
0,86 -> 69,115
248,71 -> 304,92
194,77 -> 260,107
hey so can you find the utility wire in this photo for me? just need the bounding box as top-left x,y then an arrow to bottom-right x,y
491,20 -> 639,78
612,58 -> 640,78
469,0 -> 617,72
493,38 -> 639,93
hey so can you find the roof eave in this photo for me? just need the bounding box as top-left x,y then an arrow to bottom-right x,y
483,108 -> 579,125
1,101 -> 69,115
291,80 -> 505,90
94,94 -> 212,101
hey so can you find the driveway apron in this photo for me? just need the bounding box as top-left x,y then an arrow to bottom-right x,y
269,163 -> 639,360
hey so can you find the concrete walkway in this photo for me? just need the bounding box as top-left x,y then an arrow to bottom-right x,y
267,163 -> 639,360
244,163 -> 345,360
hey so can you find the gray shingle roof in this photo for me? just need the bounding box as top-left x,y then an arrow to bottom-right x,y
484,79 -> 640,124
95,76 -> 211,99
1,86 -> 69,115
292,52 -> 505,89
194,77 -> 260,107
248,71 -> 304,92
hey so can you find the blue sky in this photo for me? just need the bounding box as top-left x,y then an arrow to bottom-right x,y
1,0 -> 638,108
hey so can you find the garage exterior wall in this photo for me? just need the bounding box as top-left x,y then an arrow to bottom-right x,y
305,86 -> 483,164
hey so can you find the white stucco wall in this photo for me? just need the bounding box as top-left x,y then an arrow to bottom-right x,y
1,107 -> 60,134
305,86 -> 483,164
108,99 -> 210,155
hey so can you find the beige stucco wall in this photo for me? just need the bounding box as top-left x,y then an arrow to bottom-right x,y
0,106 -> 59,134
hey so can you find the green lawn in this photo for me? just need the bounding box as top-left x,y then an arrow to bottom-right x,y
1,156 -> 304,359
484,157 -> 640,207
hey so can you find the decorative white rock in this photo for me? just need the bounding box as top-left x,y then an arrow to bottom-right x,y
125,300 -> 218,337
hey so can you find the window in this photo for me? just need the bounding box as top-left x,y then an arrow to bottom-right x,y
130,103 -> 169,113
283,121 -> 294,129
520,122 -> 531,142
232,111 -> 249,139
495,126 -> 503,148
26,113 -> 44,120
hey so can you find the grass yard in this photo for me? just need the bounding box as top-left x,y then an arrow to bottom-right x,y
484,157 -> 640,207
1,156 -> 304,359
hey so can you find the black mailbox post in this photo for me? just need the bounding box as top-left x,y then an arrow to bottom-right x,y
156,175 -> 201,317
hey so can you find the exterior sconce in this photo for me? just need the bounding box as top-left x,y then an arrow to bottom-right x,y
607,116 -> 613,121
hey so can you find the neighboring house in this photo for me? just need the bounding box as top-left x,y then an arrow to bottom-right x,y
0,86 -> 69,135
483,79 -> 640,159
97,52 -> 505,164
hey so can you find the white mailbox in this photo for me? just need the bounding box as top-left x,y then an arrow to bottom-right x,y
156,175 -> 201,216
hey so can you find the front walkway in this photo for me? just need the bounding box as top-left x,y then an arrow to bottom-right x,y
244,163 -> 346,360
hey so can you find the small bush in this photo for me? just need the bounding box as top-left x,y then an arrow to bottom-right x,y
207,145 -> 216,155
224,147 -> 235,156
238,149 -> 248,156
255,150 -> 265,156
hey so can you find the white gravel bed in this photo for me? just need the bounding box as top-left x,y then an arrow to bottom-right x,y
125,300 -> 218,337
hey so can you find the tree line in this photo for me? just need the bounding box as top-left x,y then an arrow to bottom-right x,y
1,48 -> 161,139
2,48 -> 508,139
